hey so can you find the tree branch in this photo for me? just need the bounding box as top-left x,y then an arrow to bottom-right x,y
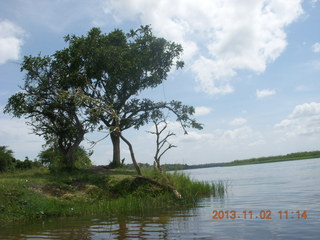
119,133 -> 142,176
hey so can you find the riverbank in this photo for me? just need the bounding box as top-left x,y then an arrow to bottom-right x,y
0,167 -> 224,224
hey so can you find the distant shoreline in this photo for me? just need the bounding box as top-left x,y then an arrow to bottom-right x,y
223,154 -> 320,167
161,151 -> 320,171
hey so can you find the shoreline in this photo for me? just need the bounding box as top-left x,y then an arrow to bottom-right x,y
160,151 -> 320,170
0,168 -> 224,224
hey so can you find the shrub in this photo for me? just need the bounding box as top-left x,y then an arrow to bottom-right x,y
0,146 -> 15,172
38,146 -> 93,172
14,157 -> 41,170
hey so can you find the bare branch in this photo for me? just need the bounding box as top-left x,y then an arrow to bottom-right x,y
85,133 -> 110,150
148,117 -> 177,172
158,144 -> 177,160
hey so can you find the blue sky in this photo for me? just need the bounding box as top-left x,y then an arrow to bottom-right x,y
1,0 -> 320,165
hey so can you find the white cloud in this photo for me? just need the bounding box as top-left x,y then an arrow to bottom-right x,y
312,42 -> 320,53
104,0 -> 303,95
256,89 -> 277,99
290,102 -> 320,117
178,131 -> 213,143
229,117 -> 247,126
0,116 -> 44,160
275,102 -> 320,137
191,57 -> 235,95
146,120 -> 186,139
212,126 -> 265,148
311,0 -> 319,8
194,106 -> 213,116
0,20 -> 24,64
181,125 -> 263,146
221,126 -> 255,140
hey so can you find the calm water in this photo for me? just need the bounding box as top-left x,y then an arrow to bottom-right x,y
1,158 -> 319,239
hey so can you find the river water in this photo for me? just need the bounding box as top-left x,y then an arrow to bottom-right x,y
1,158 -> 319,239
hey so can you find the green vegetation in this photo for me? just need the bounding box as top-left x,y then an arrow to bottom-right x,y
0,26 -> 209,224
4,26 -> 201,171
122,162 -> 224,171
0,145 -> 92,174
0,146 -> 42,172
0,146 -> 15,172
38,147 -> 92,172
224,151 -> 320,166
141,151 -> 320,170
0,167 -> 225,224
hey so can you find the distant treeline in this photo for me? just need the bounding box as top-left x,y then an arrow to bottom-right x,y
122,151 -> 320,171
122,162 -> 224,171
224,151 -> 320,167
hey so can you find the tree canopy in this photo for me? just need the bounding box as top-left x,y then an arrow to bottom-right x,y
62,25 -> 202,167
4,53 -> 93,170
4,25 -> 202,171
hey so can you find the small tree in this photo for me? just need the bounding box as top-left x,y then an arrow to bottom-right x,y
4,54 -> 94,171
0,146 -> 15,172
14,157 -> 39,170
148,118 -> 177,172
38,146 -> 92,172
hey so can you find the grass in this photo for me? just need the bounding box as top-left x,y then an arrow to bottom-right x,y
0,167 -> 226,223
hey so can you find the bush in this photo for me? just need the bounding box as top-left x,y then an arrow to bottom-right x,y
38,146 -> 93,172
0,146 -> 15,172
14,157 -> 41,170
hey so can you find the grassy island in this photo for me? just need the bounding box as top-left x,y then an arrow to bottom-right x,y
0,167 -> 225,224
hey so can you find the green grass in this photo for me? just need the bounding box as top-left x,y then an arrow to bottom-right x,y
0,167 -> 226,223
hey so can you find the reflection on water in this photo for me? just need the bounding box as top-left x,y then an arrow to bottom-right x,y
1,158 -> 319,239
1,209 -> 205,240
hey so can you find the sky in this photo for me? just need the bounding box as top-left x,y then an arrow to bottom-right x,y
0,0 -> 320,166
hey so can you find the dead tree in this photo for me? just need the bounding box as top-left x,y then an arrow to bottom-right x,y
148,119 -> 177,172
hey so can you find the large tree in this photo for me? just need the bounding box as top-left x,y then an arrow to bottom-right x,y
62,26 -> 202,167
4,54 -> 93,170
5,26 -> 202,170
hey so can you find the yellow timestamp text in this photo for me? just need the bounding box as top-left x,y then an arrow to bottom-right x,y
212,210 -> 308,220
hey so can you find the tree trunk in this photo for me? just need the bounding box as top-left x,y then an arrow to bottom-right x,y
119,133 -> 142,176
110,131 -> 121,168
154,158 -> 162,173
65,147 -> 77,170
59,127 -> 84,171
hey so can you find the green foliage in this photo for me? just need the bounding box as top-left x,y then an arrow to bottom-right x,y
4,25 -> 202,170
38,147 -> 92,172
225,150 -> 320,166
62,25 -> 202,166
142,169 -> 226,201
0,146 -> 15,172
165,171 -> 226,201
0,168 -> 226,223
4,50 -> 93,170
14,157 -> 41,170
